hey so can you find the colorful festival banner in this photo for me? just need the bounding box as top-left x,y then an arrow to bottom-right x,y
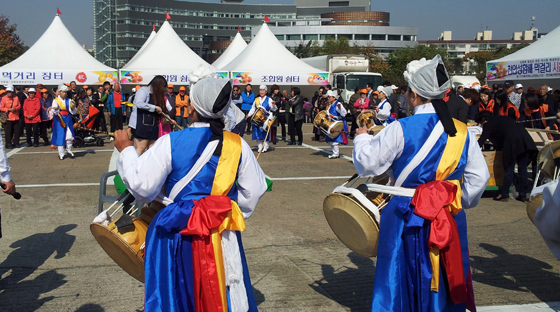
0,70 -> 119,85
120,70 -> 191,85
231,72 -> 329,85
486,57 -> 560,81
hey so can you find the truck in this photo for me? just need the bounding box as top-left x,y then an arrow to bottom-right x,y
301,55 -> 383,103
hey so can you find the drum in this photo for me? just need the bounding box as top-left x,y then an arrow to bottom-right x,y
91,205 -> 161,283
323,186 -> 390,257
537,141 -> 560,181
251,107 -> 276,131
314,110 -> 344,139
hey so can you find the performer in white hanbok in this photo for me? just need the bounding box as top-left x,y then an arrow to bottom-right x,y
51,84 -> 76,160
353,55 -> 489,312
114,70 -> 267,311
375,86 -> 394,126
324,90 -> 348,159
247,85 -> 277,153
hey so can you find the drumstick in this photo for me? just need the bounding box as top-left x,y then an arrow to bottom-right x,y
342,173 -> 359,186
256,125 -> 272,160
160,112 -> 183,131
516,116 -> 557,123
525,128 -> 560,134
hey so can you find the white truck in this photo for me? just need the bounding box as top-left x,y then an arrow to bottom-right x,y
301,55 -> 383,103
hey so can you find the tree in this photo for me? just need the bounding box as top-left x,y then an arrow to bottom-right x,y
383,45 -> 449,86
0,15 -> 25,66
462,44 -> 528,83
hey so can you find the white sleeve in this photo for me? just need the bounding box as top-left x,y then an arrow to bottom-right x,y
165,99 -> 172,112
352,122 -> 404,177
248,101 -> 257,117
0,135 -> 11,183
269,102 -> 278,112
461,133 -> 490,209
337,103 -> 347,117
117,135 -> 173,203
236,139 -> 267,218
352,121 -> 404,177
134,87 -> 156,112
377,102 -> 391,121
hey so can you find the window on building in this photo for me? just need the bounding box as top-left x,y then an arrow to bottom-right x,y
217,36 -> 230,41
275,35 -> 285,40
329,1 -> 350,6
448,44 -> 456,50
287,35 -> 301,40
320,34 -> 336,40
355,34 -> 369,40
402,35 -> 412,41
371,34 -> 386,40
387,35 -> 401,41
304,34 -> 318,40
203,36 -> 213,44
338,34 -> 352,40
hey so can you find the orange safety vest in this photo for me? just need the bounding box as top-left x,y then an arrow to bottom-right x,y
523,104 -> 558,130
175,94 -> 189,118
499,102 -> 520,120
479,99 -> 495,113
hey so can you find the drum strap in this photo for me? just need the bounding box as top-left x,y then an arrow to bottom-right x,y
394,121 -> 444,187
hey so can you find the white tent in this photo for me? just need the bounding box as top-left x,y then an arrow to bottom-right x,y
221,23 -> 328,86
486,24 -> 560,88
125,29 -> 157,66
0,15 -> 117,85
212,32 -> 248,70
120,21 -> 210,85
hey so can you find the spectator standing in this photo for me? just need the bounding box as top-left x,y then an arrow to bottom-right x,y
287,87 -> 304,145
91,86 -> 106,131
496,91 -> 520,120
67,81 -> 78,100
303,98 -> 312,123
397,86 -> 408,118
348,86 -> 362,138
38,89 -> 52,146
389,85 -> 399,117
77,88 -> 91,119
478,88 -> 497,115
539,85 -> 558,114
444,88 -> 469,124
461,88 -> 480,123
15,86 -> 28,138
275,89 -> 287,141
23,88 -> 41,147
353,89 -> 370,115
231,86 -> 242,110
269,85 -> 282,144
241,84 -> 255,134
1,87 -> 21,148
504,80 -> 521,109
166,84 -> 176,120
521,92 -> 558,131
366,83 -> 375,102
107,83 -> 125,133
101,82 -> 111,131
174,86 -> 189,129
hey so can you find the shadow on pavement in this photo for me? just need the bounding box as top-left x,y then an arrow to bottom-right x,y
470,243 -> 560,302
0,224 -> 77,311
253,286 -> 265,306
310,252 -> 375,311
75,303 -> 105,312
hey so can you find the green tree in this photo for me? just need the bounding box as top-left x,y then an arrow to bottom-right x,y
291,40 -> 322,58
0,15 -> 25,66
462,44 -> 528,83
384,45 -> 449,86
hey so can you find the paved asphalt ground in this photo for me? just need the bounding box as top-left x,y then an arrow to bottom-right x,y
0,123 -> 558,311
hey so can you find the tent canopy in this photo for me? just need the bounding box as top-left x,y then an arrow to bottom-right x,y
221,23 -> 327,85
125,30 -> 157,66
0,15 -> 117,85
212,32 -> 248,70
486,24 -> 560,83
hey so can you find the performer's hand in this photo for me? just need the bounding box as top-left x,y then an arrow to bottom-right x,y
155,106 -> 162,114
108,112 -> 111,116
356,125 -> 368,136
114,128 -> 133,153
2,180 -> 15,196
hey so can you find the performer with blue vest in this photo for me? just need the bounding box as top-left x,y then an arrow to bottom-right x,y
114,70 -> 267,312
325,90 -> 348,159
353,55 -> 489,312
375,86 -> 395,126
248,85 -> 277,153
51,84 -> 76,160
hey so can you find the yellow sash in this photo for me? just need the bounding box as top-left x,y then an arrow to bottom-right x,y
255,97 -> 261,108
208,131 -> 244,311
54,97 -> 68,111
429,118 -> 468,291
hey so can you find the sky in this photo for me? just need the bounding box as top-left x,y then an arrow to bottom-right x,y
3,0 -> 560,48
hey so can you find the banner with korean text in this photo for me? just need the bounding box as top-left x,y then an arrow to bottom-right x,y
120,70 -> 191,85
231,72 -> 329,85
0,70 -> 119,85
486,57 -> 560,81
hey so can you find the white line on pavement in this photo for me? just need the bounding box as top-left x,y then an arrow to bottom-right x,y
17,183 -> 99,188
270,176 -> 351,181
301,143 -> 353,161
6,143 -> 27,158
272,146 -> 353,149
478,302 -> 560,311
18,149 -> 114,155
